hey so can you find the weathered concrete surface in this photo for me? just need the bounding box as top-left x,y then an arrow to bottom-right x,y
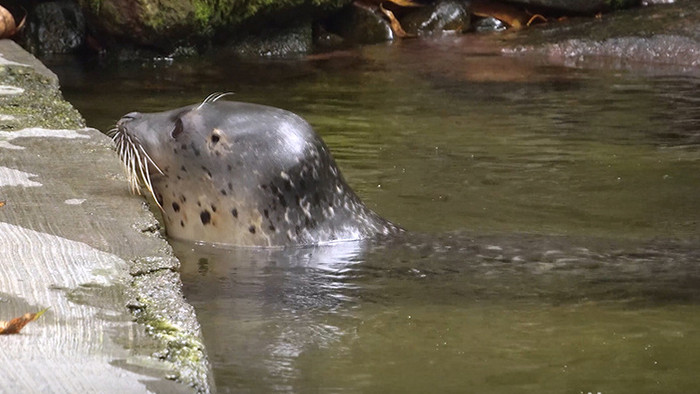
0,40 -> 211,393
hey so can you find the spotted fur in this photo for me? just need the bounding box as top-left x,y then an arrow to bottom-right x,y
112,98 -> 403,246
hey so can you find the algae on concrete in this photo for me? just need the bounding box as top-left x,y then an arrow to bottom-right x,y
129,267 -> 212,391
0,66 -> 84,130
0,39 -> 212,393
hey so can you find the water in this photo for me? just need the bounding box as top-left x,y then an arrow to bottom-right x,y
50,35 -> 700,393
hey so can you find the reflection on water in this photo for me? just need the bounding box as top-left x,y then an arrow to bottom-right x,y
51,35 -> 700,393
174,234 -> 700,393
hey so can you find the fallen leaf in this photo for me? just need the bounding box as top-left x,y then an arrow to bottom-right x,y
0,308 -> 49,335
527,14 -> 547,26
0,5 -> 25,39
0,201 -> 5,207
384,0 -> 424,7
471,0 -> 527,29
380,3 -> 413,38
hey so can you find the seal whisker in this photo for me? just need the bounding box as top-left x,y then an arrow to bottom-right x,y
115,129 -> 164,210
124,138 -> 141,195
141,155 -> 163,210
125,146 -> 139,194
137,144 -> 165,175
197,92 -> 235,110
107,127 -> 118,138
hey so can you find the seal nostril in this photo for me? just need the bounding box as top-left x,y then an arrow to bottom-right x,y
122,112 -> 141,120
117,112 -> 142,128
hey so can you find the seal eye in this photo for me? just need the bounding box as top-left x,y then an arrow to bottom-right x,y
171,119 -> 184,139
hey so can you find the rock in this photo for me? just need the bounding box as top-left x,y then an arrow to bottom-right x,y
400,0 -> 471,36
504,0 -> 639,14
524,35 -> 700,69
17,1 -> 87,55
313,25 -> 346,50
325,2 -> 394,44
504,0 -> 700,72
227,22 -> 314,57
473,16 -> 507,32
76,0 -> 203,51
76,0 -> 351,53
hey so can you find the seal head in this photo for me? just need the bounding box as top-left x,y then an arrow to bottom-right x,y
112,96 -> 402,246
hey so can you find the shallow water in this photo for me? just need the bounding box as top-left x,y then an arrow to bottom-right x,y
51,36 -> 700,393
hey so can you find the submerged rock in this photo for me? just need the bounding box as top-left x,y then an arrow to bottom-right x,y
400,0 -> 471,36
504,0 -> 700,72
519,35 -> 700,69
506,0 -> 639,14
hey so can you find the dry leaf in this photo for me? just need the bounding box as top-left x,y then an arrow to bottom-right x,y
0,308 -> 48,335
380,3 -> 413,38
0,201 -> 5,207
471,0 -> 527,29
384,0 -> 424,7
527,14 -> 547,26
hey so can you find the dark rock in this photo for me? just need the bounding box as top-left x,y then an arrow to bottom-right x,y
400,0 -> 471,36
505,0 -> 639,14
325,3 -> 394,44
227,22 -> 314,57
504,0 -> 700,72
313,25 -> 345,50
473,16 -> 507,32
17,1 -> 86,55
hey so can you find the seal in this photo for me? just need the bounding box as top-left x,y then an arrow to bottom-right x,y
111,93 -> 403,247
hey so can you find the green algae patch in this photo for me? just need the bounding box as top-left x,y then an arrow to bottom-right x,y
0,65 -> 84,131
128,266 -> 212,393
606,0 -> 639,10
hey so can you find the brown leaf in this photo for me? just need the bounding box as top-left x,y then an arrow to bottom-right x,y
0,308 -> 48,335
384,0 -> 424,7
471,0 -> 527,29
380,3 -> 413,38
0,5 -> 26,39
527,14 -> 547,26
0,201 -> 5,208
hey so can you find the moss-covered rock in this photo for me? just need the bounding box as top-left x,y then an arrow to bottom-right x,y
77,0 -> 352,52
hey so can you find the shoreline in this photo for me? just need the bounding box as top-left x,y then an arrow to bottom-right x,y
0,39 -> 211,393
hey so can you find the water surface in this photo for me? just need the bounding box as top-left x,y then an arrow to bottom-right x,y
51,36 -> 700,393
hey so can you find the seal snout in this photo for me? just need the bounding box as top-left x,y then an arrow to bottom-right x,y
117,112 -> 142,128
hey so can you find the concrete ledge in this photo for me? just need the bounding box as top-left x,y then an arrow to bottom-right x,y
0,40 -> 211,393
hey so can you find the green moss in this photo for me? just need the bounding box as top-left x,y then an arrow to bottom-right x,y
128,267 -> 210,392
192,0 -> 215,27
81,0 -> 103,13
208,0 -> 352,29
130,294 -> 209,389
138,307 -> 206,364
606,0 -> 639,10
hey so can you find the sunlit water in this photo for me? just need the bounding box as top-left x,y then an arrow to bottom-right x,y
50,35 -> 700,393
